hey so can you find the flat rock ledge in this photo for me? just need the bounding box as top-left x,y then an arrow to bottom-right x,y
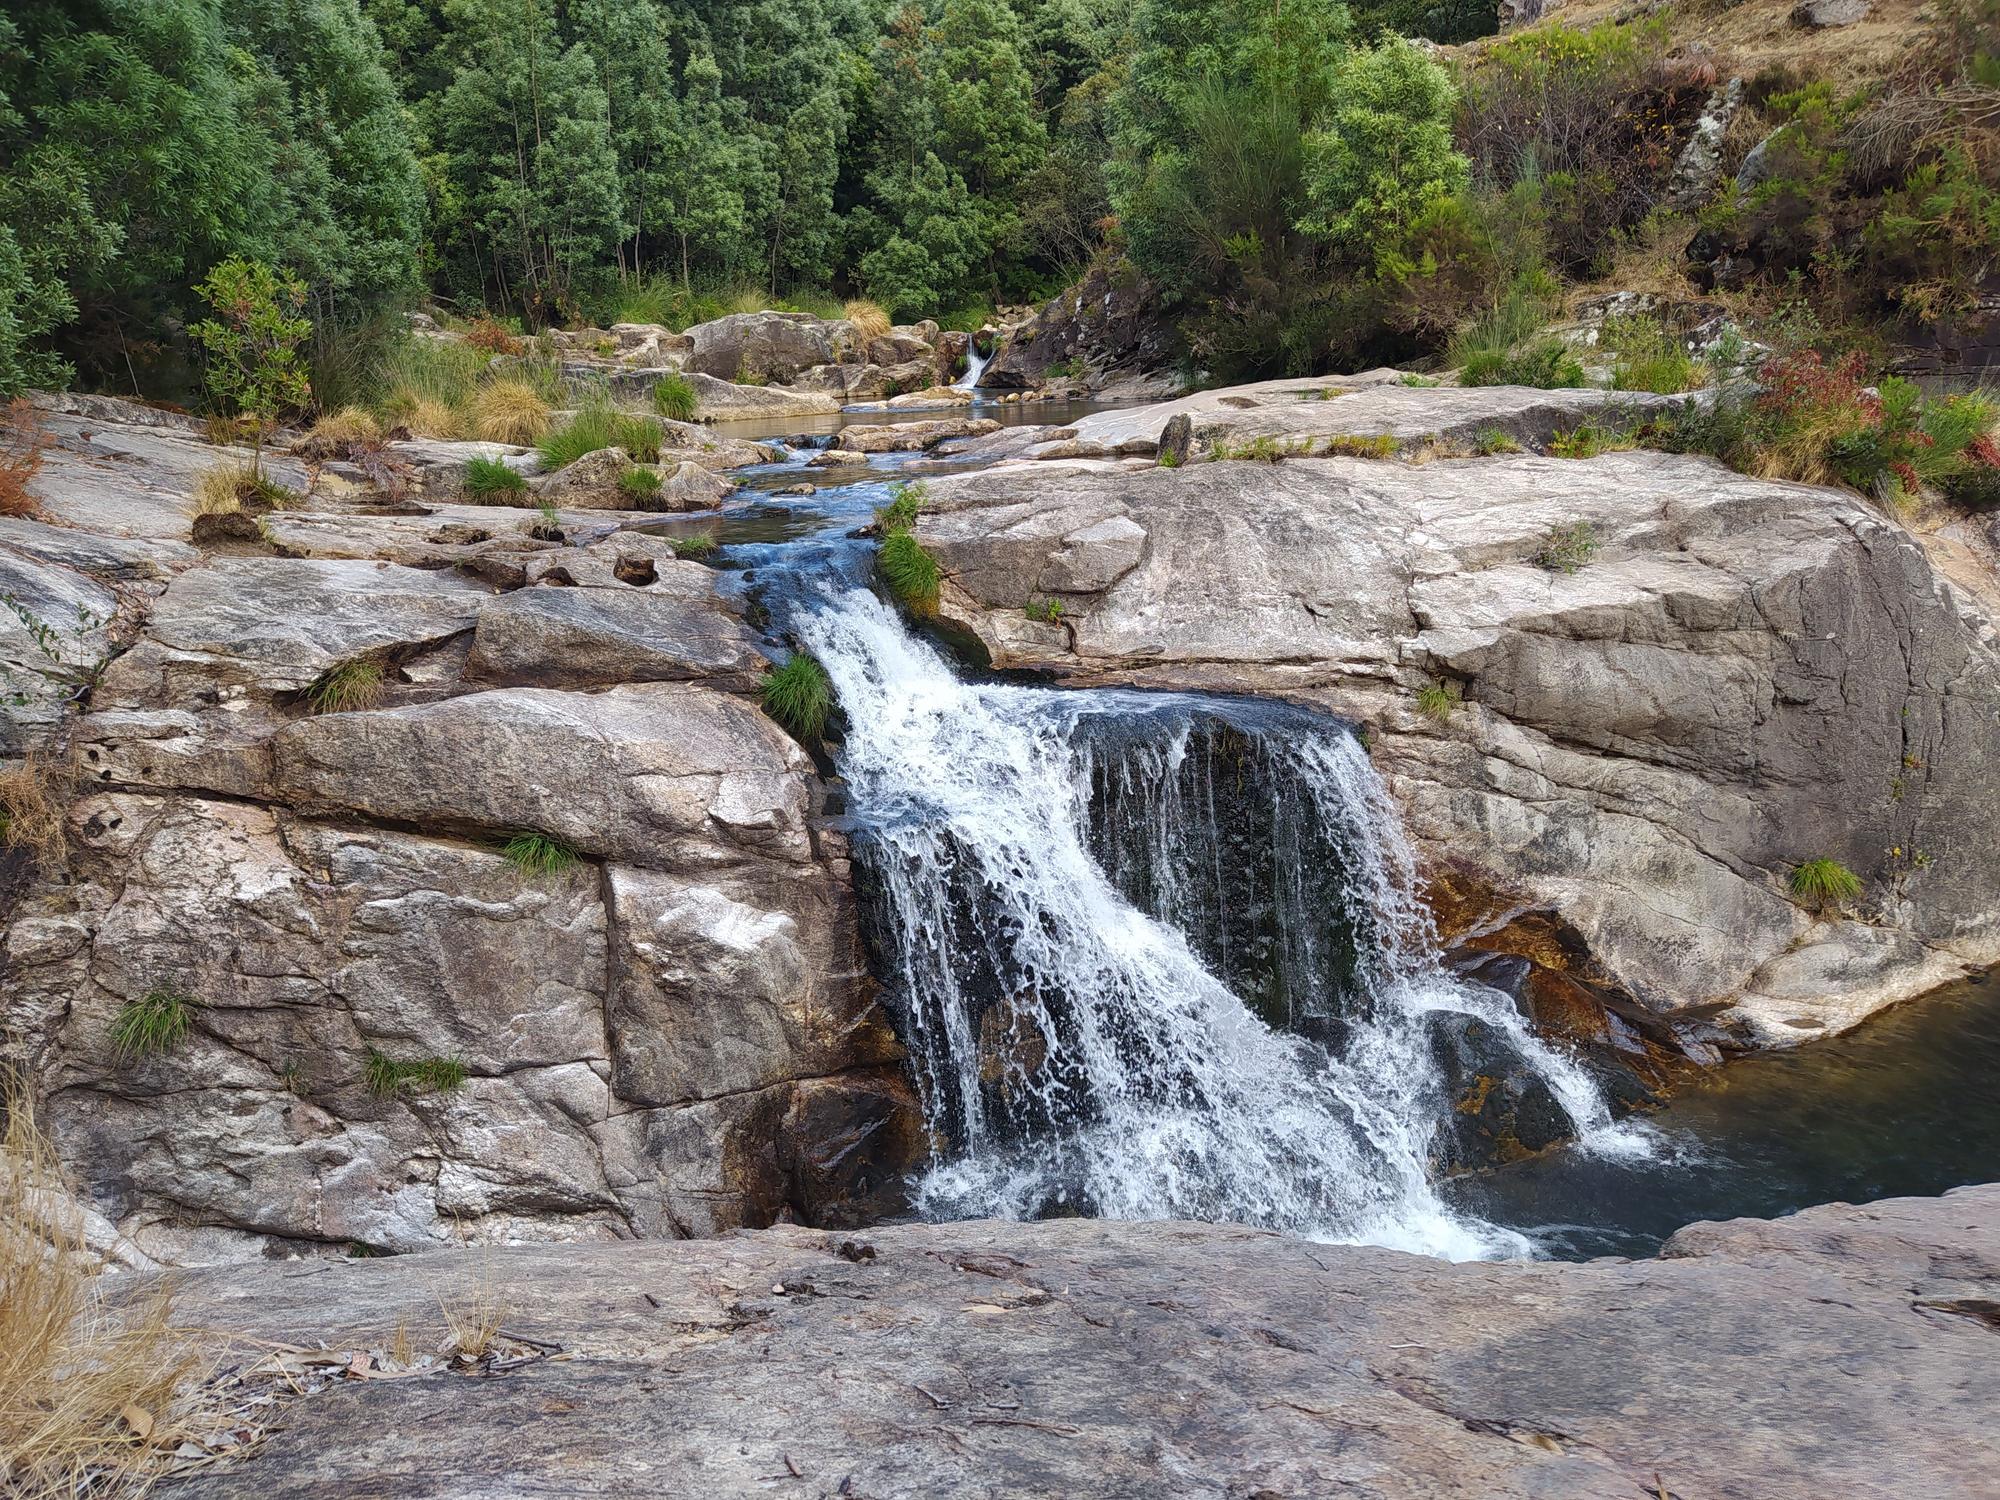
150,1186 -> 2000,1499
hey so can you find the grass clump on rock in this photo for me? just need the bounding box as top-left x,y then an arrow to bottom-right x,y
1416,679 -> 1461,720
617,466 -> 663,503
363,1048 -> 469,1098
110,989 -> 194,1063
502,831 -> 581,877
305,658 -> 384,714
463,455 -> 527,501
668,532 -> 718,560
192,461 -> 298,517
652,372 -> 699,423
539,405 -> 665,470
1789,857 -> 1864,909
875,481 -> 943,614
1534,521 -> 1599,574
761,653 -> 833,741
844,299 -> 892,342
471,378 -> 552,445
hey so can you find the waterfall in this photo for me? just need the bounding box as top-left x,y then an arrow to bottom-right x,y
800,587 -> 1641,1260
953,334 -> 990,391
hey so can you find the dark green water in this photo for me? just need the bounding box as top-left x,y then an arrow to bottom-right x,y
1452,971 -> 2000,1259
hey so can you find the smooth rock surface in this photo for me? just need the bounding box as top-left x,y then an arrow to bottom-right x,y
685,373 -> 841,421
914,444 -> 2000,1040
151,1187 -> 2000,1499
465,576 -> 765,690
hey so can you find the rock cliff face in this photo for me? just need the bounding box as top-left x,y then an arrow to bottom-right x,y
910,384 -> 2000,1045
1,398 -> 921,1263
142,1186 -> 2000,1499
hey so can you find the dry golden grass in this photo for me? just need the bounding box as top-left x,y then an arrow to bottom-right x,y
436,1266 -> 506,1363
190,463 -> 249,517
470,379 -> 552,445
843,299 -> 892,342
0,755 -> 70,865
307,406 -> 382,448
1,1088 -> 202,1499
381,387 -> 468,440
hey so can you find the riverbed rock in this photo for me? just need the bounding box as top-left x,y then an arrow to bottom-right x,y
835,416 -> 1001,453
913,431 -> 2000,1042
984,261 -> 1183,397
684,373 -> 841,422
681,312 -> 849,384
464,575 -> 766,690
142,1186 -> 2000,1499
535,447 -> 731,511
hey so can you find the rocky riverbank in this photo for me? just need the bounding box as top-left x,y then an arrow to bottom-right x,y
136,1186 -> 2000,1499
907,381 -> 2000,1050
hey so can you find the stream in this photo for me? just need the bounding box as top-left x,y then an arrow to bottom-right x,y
645,397 -> 2000,1263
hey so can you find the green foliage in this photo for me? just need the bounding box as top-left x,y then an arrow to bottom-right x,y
879,532 -> 943,614
1460,338 -> 1585,390
1299,39 -> 1467,256
652,373 -> 698,422
501,832 -> 581,877
1322,434 -> 1398,459
1549,424 -> 1632,459
1025,596 -> 1065,623
1606,316 -> 1702,395
1534,521 -> 1599,572
364,1048 -> 469,1098
1415,678 -> 1460,720
761,653 -> 834,741
305,658 -> 385,715
539,405 -> 662,469
877,482 -> 926,534
668,532 -> 718,559
1473,427 -> 1522,455
192,257 -> 312,468
1789,857 -> 1863,908
617,466 -> 663,502
110,989 -> 194,1064
463,456 -> 527,500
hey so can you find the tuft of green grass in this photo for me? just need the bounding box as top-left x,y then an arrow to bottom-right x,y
110,989 -> 194,1063
1157,448 -> 1182,468
1399,373 -> 1441,388
876,481 -> 925,534
1549,424 -> 1633,460
668,532 -> 718,559
1789,857 -> 1863,909
364,1047 -> 469,1098
761,653 -> 833,741
1025,596 -> 1064,624
1534,521 -> 1599,574
538,405 -> 665,469
652,372 -> 699,423
1460,338 -> 1585,390
532,499 -> 563,538
617,466 -> 663,502
1416,679 -> 1461,721
1322,434 -> 1398,459
463,455 -> 527,500
1474,427 -> 1523,456
879,531 -> 941,614
305,658 -> 384,714
501,831 -> 581,876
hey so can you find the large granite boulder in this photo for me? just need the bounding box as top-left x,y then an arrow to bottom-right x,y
682,312 -> 850,384
684,373 -> 841,422
139,1186 -> 2000,1499
911,436 -> 2000,1043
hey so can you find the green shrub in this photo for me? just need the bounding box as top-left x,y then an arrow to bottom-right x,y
652,373 -> 699,423
617,466 -> 662,502
463,455 -> 527,500
110,989 -> 194,1062
501,831 -> 581,876
1534,521 -> 1599,572
364,1047 -> 469,1097
761,653 -> 833,741
879,532 -> 942,614
1789,857 -> 1863,908
1025,596 -> 1065,623
305,658 -> 384,714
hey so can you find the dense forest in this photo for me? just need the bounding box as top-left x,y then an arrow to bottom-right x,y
1,0 -> 1995,405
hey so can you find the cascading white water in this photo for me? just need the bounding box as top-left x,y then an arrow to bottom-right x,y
800,586 -> 1644,1260
953,334 -> 990,391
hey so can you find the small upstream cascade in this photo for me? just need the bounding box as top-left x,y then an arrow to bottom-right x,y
952,334 -> 991,391
800,587 -> 1644,1260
